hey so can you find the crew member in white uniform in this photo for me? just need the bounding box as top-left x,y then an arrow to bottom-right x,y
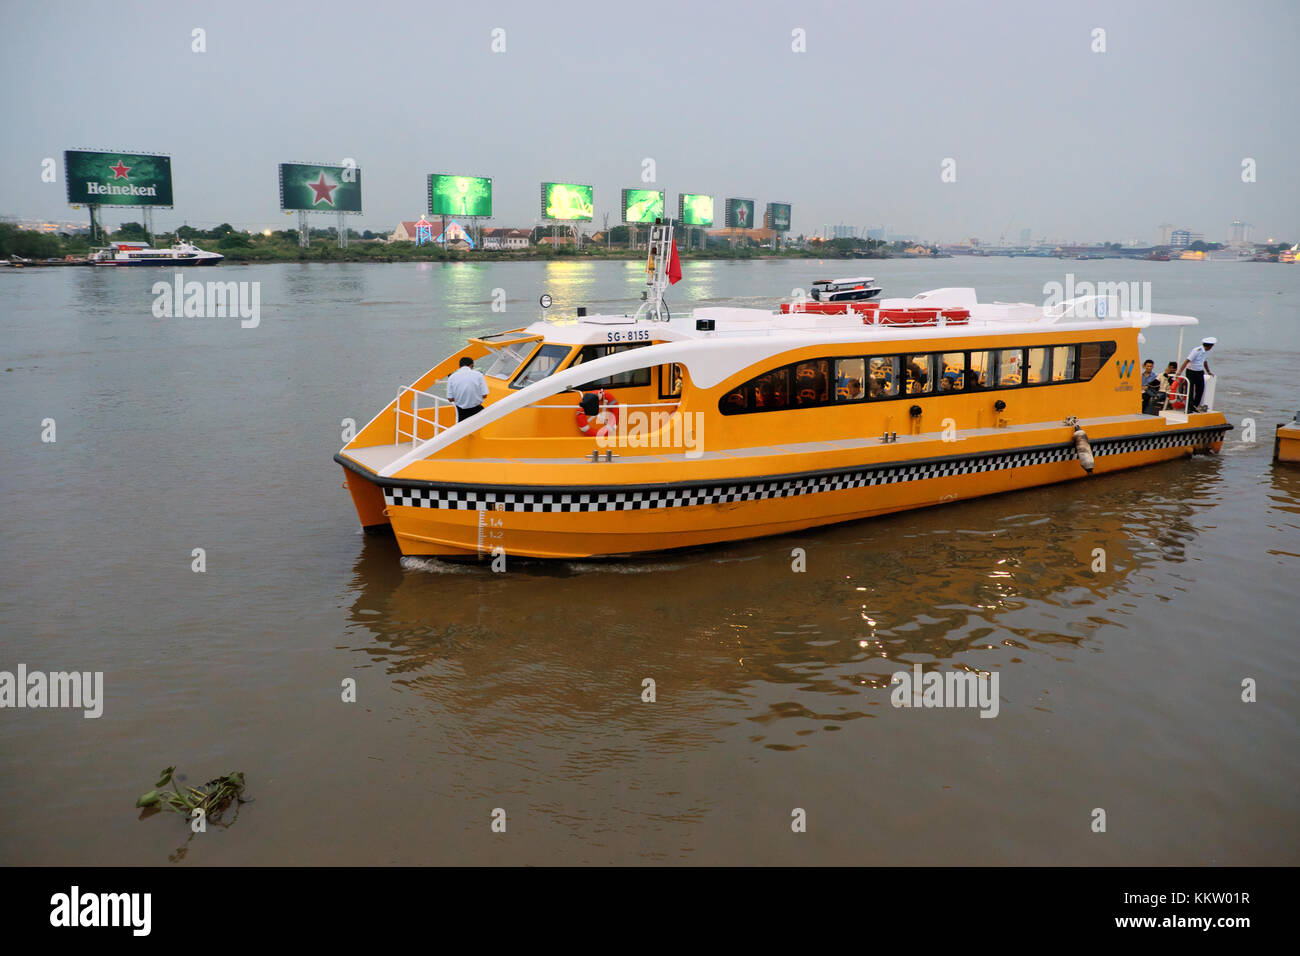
1176,336 -> 1216,412
446,356 -> 489,422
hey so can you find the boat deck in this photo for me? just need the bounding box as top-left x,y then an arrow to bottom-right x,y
343,414 -> 1160,472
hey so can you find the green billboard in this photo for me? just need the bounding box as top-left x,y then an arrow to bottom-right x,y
765,202 -> 792,231
428,174 -> 492,217
621,188 -> 664,224
678,193 -> 714,227
65,150 -> 173,207
724,197 -> 755,229
541,182 -> 594,221
278,162 -> 363,213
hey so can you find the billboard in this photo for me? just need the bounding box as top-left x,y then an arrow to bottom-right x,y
724,197 -> 756,229
678,193 -> 714,227
65,150 -> 173,207
621,188 -> 664,224
765,202 -> 792,232
278,162 -> 363,213
541,182 -> 594,221
428,174 -> 492,217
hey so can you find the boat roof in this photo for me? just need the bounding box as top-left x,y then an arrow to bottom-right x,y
524,287 -> 1197,350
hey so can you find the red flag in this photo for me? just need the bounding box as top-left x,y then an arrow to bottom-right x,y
666,238 -> 682,285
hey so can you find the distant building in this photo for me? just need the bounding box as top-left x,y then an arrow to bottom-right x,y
481,228 -> 530,250
1228,220 -> 1251,245
866,227 -> 886,241
1019,228 -> 1032,244
388,217 -> 473,248
1169,229 -> 1203,248
389,218 -> 433,243
1157,223 -> 1174,246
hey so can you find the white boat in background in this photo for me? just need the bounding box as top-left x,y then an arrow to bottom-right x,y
812,276 -> 882,302
88,240 -> 224,267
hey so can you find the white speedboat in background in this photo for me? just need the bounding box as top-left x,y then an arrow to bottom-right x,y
88,240 -> 224,266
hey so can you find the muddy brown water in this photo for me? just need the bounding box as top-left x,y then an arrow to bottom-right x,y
1,258 -> 1296,864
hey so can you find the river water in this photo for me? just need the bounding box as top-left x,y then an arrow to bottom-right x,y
1,257 -> 1296,864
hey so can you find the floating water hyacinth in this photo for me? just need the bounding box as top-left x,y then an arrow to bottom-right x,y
136,766 -> 246,823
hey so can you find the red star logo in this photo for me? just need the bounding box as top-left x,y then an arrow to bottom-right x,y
307,172 -> 338,206
737,205 -> 748,225
109,160 -> 131,179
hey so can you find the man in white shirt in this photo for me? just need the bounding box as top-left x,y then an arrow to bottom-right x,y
1176,336 -> 1216,412
446,356 -> 489,421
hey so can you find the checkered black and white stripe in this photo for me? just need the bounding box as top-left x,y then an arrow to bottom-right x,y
382,426 -> 1228,513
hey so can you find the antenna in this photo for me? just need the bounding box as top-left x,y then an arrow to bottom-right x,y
635,218 -> 673,322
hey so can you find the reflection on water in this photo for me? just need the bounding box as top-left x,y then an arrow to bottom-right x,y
344,459 -> 1226,751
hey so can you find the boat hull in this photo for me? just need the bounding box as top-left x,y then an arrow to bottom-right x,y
339,420 -> 1229,559
91,256 -> 222,266
1275,422 -> 1300,463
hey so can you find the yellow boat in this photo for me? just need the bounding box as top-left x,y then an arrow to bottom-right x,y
336,224 -> 1231,560
1275,414 -> 1300,463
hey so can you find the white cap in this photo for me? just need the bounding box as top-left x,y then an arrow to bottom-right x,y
1202,336 -> 1217,345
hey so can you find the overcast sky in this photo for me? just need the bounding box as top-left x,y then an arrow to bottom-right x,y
2,0 -> 1296,243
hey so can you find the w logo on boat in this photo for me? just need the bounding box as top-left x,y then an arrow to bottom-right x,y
1116,359 -> 1135,377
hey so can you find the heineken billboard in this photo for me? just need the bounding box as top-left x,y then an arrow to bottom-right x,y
678,193 -> 714,227
278,162 -> 363,213
724,197 -> 756,229
765,202 -> 792,232
621,188 -> 664,224
428,174 -> 492,218
540,182 -> 594,221
65,150 -> 173,207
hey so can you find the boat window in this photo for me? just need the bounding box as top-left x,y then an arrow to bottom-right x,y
1078,341 -> 1117,380
997,348 -> 1024,387
867,357 -> 898,398
717,340 -> 1120,415
902,354 -> 934,395
792,359 -> 830,406
938,352 -> 965,392
968,350 -> 996,389
510,344 -> 572,389
1050,346 -> 1076,381
571,343 -> 653,389
835,358 -> 866,402
659,363 -> 684,400
754,367 -> 790,411
482,340 -> 539,380
1027,347 -> 1050,384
